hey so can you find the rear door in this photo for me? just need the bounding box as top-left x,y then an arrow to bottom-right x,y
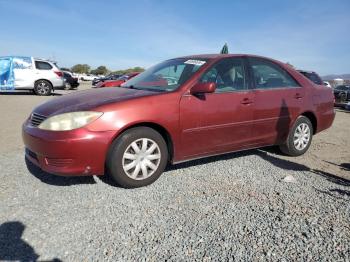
34,60 -> 62,87
247,57 -> 304,146
179,57 -> 255,159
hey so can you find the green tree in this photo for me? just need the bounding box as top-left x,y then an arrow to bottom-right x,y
220,43 -> 229,54
71,64 -> 90,74
110,67 -> 145,75
91,66 -> 109,75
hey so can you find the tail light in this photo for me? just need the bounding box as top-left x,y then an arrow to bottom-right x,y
54,71 -> 63,77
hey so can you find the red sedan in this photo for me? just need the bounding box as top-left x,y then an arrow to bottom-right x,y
23,54 -> 335,188
95,72 -> 139,88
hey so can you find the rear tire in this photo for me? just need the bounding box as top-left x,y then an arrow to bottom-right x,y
64,82 -> 71,90
339,92 -> 347,103
106,127 -> 168,188
34,80 -> 52,96
280,116 -> 313,156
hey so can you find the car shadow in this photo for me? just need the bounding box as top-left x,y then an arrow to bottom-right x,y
0,221 -> 61,262
167,146 -> 349,193
97,145 -> 350,190
324,160 -> 350,172
25,157 -> 96,186
166,149 -> 254,171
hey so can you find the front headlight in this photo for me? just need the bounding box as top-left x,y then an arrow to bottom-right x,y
38,111 -> 103,131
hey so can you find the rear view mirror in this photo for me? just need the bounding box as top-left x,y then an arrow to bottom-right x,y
191,82 -> 216,95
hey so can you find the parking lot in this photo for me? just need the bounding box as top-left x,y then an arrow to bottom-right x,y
0,83 -> 349,261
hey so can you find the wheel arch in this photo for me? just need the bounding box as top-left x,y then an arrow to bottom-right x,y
300,111 -> 317,134
107,122 -> 175,163
34,79 -> 54,89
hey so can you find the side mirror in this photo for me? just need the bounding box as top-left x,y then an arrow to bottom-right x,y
190,82 -> 216,95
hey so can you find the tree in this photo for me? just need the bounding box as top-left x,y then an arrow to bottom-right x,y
110,67 -> 145,75
220,43 -> 229,54
90,66 -> 109,76
71,64 -> 90,74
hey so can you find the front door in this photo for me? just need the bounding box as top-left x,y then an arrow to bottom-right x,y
179,57 -> 255,159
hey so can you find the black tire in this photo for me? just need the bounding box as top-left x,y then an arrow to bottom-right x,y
106,127 -> 168,188
34,80 -> 52,96
279,116 -> 313,156
64,82 -> 71,90
339,92 -> 347,103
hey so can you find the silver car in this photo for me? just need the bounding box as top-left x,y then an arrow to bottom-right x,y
0,56 -> 65,95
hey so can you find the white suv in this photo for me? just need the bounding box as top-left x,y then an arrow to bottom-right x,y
0,56 -> 65,95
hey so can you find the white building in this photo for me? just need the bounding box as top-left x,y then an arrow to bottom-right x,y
334,78 -> 344,87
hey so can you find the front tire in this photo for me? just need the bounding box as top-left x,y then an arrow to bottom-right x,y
106,127 -> 168,188
34,80 -> 52,96
280,116 -> 313,156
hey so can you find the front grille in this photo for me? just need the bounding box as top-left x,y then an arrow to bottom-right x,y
30,113 -> 47,127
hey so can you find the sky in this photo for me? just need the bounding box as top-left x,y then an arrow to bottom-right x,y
0,0 -> 349,75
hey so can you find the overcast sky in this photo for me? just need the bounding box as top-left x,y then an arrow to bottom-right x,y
0,0 -> 349,75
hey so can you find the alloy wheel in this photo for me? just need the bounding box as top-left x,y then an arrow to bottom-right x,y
37,82 -> 50,95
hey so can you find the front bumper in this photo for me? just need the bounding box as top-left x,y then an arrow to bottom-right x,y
22,121 -> 116,176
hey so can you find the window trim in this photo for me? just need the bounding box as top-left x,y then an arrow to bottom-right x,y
198,57 -> 250,93
35,60 -> 53,70
246,57 -> 302,90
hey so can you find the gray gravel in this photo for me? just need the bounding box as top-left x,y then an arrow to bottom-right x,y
0,148 -> 349,261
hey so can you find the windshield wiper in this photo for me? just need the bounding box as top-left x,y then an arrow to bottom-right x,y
122,85 -> 166,92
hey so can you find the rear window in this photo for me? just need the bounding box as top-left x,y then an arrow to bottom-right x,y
335,85 -> 350,91
299,71 -> 323,85
35,61 -> 53,70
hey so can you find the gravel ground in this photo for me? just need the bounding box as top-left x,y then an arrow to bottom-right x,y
0,83 -> 349,261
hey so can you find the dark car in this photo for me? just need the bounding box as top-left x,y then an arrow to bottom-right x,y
23,54 -> 335,188
63,71 -> 79,89
92,74 -> 121,86
333,85 -> 350,103
297,70 -> 324,86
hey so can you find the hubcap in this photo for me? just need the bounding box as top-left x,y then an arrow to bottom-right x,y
293,123 -> 311,151
37,82 -> 49,94
122,138 -> 161,180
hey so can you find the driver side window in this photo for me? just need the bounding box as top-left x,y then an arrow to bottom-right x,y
200,58 -> 247,93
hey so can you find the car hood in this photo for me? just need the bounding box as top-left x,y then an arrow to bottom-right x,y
34,87 -> 157,116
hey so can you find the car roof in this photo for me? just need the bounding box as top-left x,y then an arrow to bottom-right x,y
175,54 -> 291,68
177,53 -> 278,60
34,58 -> 57,63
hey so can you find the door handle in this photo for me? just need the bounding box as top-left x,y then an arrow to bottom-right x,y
294,93 -> 303,99
241,98 -> 253,105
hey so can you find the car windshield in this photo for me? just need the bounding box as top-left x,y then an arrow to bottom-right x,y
121,58 -> 207,92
